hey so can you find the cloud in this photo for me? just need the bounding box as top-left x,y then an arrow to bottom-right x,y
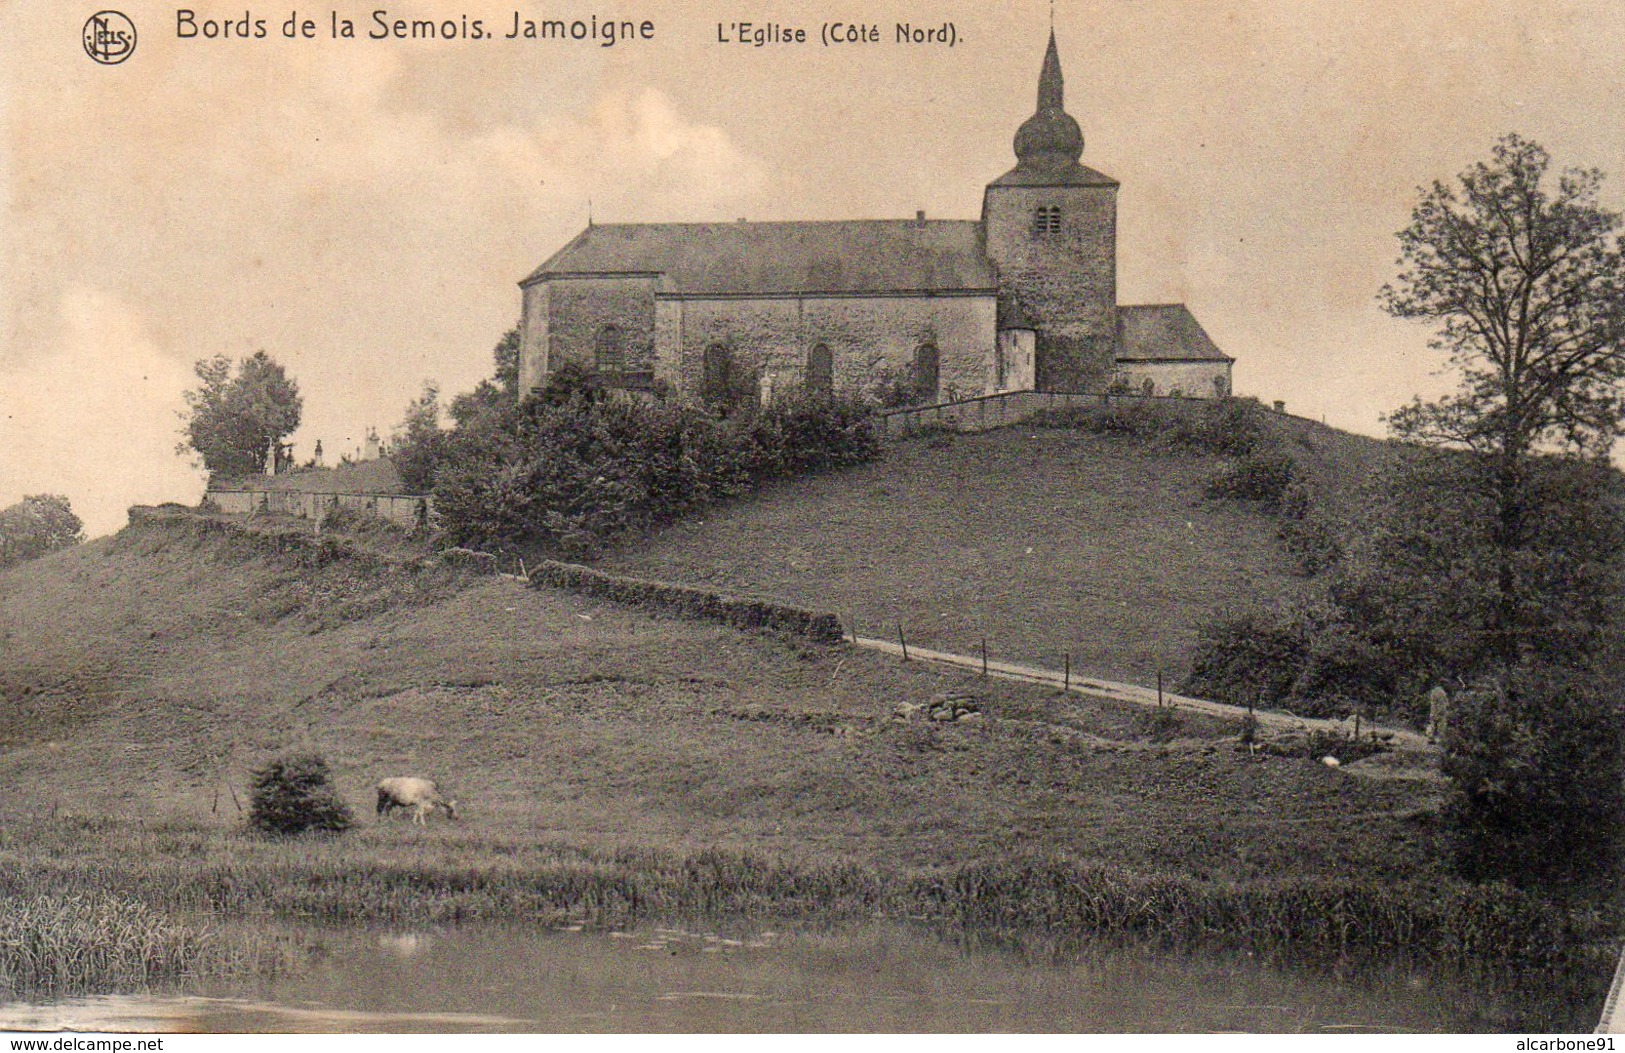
1,45 -> 770,537
0,287 -> 204,537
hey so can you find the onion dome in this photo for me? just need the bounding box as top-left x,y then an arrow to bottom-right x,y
1013,31 -> 1084,172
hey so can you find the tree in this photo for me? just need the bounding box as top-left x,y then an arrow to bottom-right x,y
0,494 -> 84,569
390,381 -> 448,493
448,326 -> 523,428
1381,136 -> 1625,888
492,324 -> 520,394
178,351 -> 303,480
1383,134 -> 1625,461
1381,135 -> 1625,658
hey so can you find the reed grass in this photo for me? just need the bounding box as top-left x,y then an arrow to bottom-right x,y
0,816 -> 1611,1026
0,892 -> 293,999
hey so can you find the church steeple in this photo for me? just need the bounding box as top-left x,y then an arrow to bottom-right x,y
1013,30 -> 1085,174
1037,30 -> 1064,111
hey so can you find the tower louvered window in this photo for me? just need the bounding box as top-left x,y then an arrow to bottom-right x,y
1033,206 -> 1062,236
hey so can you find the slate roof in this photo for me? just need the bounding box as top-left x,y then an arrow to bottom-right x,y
238,457 -> 406,495
1117,304 -> 1232,362
522,220 -> 998,297
986,163 -> 1118,189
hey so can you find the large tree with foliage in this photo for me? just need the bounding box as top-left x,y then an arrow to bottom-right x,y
1380,135 -> 1625,888
1382,134 -> 1625,461
0,494 -> 84,569
177,351 -> 303,480
1382,134 -> 1625,657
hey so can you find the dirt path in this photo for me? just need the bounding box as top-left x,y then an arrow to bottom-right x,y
849,635 -> 1433,752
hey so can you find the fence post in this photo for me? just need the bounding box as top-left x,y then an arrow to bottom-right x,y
1157,669 -> 1164,708
898,622 -> 909,661
981,638 -> 988,676
1064,652 -> 1070,692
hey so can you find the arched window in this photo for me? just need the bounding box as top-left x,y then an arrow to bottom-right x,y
594,325 -> 625,375
1141,377 -> 1156,396
702,344 -> 733,409
806,344 -> 833,400
913,343 -> 940,404
1033,205 -> 1062,236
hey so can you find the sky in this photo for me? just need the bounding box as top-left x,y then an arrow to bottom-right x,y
4,0 -> 1625,536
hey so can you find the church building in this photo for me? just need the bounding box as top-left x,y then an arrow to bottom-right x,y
517,32 -> 1233,406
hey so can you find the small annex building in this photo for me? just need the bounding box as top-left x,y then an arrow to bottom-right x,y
517,31 -> 1232,406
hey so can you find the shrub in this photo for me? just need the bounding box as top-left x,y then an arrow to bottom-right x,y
248,754 -> 353,836
1139,707 -> 1183,743
1443,664 -> 1624,890
433,388 -> 879,558
1030,396 -> 1267,456
0,494 -> 83,570
1205,444 -> 1296,507
868,364 -> 923,408
1276,481 -> 1342,575
1183,606 -> 1313,710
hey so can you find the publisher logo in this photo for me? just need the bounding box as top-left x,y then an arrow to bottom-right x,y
83,11 -> 136,64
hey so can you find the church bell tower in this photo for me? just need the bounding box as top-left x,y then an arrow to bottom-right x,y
982,31 -> 1120,392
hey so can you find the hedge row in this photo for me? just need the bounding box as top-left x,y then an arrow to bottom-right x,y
529,559 -> 845,644
431,377 -> 883,560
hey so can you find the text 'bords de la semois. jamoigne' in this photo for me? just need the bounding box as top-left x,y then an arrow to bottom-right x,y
174,10 -> 657,44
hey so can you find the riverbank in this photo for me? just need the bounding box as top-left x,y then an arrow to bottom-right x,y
0,817 -> 1610,1030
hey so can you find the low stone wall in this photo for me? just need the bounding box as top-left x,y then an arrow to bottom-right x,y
878,389 -> 1233,441
528,559 -> 845,644
204,489 -> 431,529
879,390 -> 1095,439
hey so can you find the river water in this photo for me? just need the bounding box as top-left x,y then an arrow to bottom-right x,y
1,921 -> 1518,1033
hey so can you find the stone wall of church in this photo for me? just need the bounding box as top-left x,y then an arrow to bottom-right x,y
519,275 -> 658,392
518,281 -> 550,393
1114,361 -> 1233,399
983,183 -> 1119,391
661,293 -> 997,402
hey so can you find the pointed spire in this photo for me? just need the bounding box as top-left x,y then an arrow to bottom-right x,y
1013,31 -> 1084,172
1037,29 -> 1064,113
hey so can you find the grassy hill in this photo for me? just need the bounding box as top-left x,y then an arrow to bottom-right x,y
0,510 -> 1441,881
600,414 -> 1396,686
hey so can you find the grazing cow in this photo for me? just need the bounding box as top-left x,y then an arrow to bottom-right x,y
376,776 -> 459,825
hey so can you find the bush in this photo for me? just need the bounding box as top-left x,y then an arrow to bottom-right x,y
433,387 -> 879,559
1183,606 -> 1313,710
1139,707 -> 1183,743
1443,664 -> 1624,890
1031,396 -> 1268,456
1190,451 -> 1625,726
1183,600 -> 1410,719
1205,444 -> 1296,507
249,754 -> 353,836
1276,481 -> 1342,575
0,494 -> 83,569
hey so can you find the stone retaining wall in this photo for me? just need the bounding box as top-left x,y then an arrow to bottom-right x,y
528,559 -> 845,644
